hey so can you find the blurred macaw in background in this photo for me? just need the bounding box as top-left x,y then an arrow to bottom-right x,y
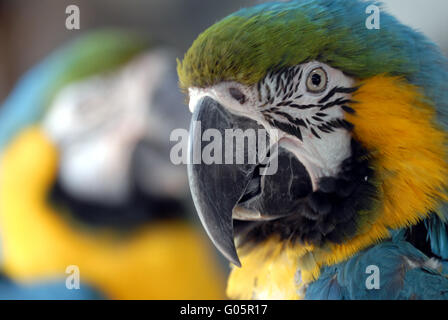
0,30 -> 226,299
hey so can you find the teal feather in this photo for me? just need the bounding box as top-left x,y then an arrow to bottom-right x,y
0,272 -> 102,300
307,236 -> 448,299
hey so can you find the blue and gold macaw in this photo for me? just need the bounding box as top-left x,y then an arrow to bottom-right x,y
0,30 -> 225,299
177,0 -> 448,299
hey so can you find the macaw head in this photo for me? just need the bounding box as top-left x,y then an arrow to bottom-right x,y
1,30 -> 190,227
43,47 -> 189,209
177,0 -> 448,266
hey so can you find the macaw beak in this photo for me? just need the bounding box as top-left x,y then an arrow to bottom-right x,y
188,97 -> 312,267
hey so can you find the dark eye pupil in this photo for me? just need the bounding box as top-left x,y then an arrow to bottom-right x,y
311,74 -> 321,86
229,88 -> 246,104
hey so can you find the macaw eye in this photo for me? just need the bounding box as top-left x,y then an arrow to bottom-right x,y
229,87 -> 246,104
306,67 -> 328,93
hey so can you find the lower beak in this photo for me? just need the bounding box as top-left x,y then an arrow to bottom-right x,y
188,97 -> 312,266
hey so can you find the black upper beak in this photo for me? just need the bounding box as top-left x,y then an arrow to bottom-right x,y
188,97 -> 312,267
188,97 -> 262,266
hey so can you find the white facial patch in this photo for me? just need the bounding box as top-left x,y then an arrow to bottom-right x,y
188,61 -> 356,189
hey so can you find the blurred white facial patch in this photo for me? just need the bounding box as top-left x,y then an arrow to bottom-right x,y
43,50 -> 173,204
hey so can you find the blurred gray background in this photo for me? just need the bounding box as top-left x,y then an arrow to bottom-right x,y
0,0 -> 447,102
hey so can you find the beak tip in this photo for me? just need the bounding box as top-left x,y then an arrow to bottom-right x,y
226,250 -> 242,268
213,236 -> 242,268
233,260 -> 242,268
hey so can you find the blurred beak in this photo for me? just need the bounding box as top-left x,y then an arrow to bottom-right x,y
188,97 -> 312,267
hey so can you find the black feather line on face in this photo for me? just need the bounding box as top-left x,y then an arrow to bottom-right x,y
319,86 -> 359,104
269,118 -> 303,141
256,66 -> 358,122
310,127 -> 321,139
234,139 -> 377,248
